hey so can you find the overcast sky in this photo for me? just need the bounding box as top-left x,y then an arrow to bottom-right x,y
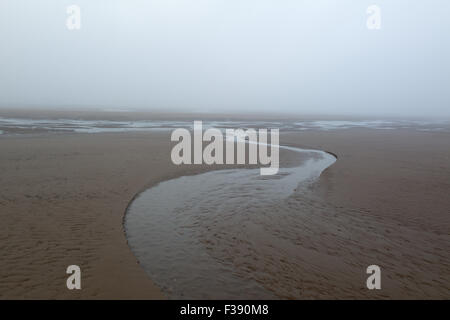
1,0 -> 449,117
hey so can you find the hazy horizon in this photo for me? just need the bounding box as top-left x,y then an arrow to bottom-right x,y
1,1 -> 449,118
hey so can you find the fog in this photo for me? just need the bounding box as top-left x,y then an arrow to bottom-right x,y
1,0 -> 449,117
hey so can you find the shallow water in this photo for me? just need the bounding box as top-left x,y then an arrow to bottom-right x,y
125,145 -> 336,299
1,117 -> 448,134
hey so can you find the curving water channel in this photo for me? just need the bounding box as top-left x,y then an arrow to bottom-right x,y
125,144 -> 336,299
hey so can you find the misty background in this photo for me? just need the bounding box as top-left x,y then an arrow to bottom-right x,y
0,0 -> 449,117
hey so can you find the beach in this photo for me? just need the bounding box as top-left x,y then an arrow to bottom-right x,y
0,111 -> 449,299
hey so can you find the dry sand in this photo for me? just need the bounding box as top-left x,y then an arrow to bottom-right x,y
0,116 -> 449,299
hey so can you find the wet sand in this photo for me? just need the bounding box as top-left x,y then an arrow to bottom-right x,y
270,130 -> 449,298
0,129 -> 301,299
0,112 -> 449,299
